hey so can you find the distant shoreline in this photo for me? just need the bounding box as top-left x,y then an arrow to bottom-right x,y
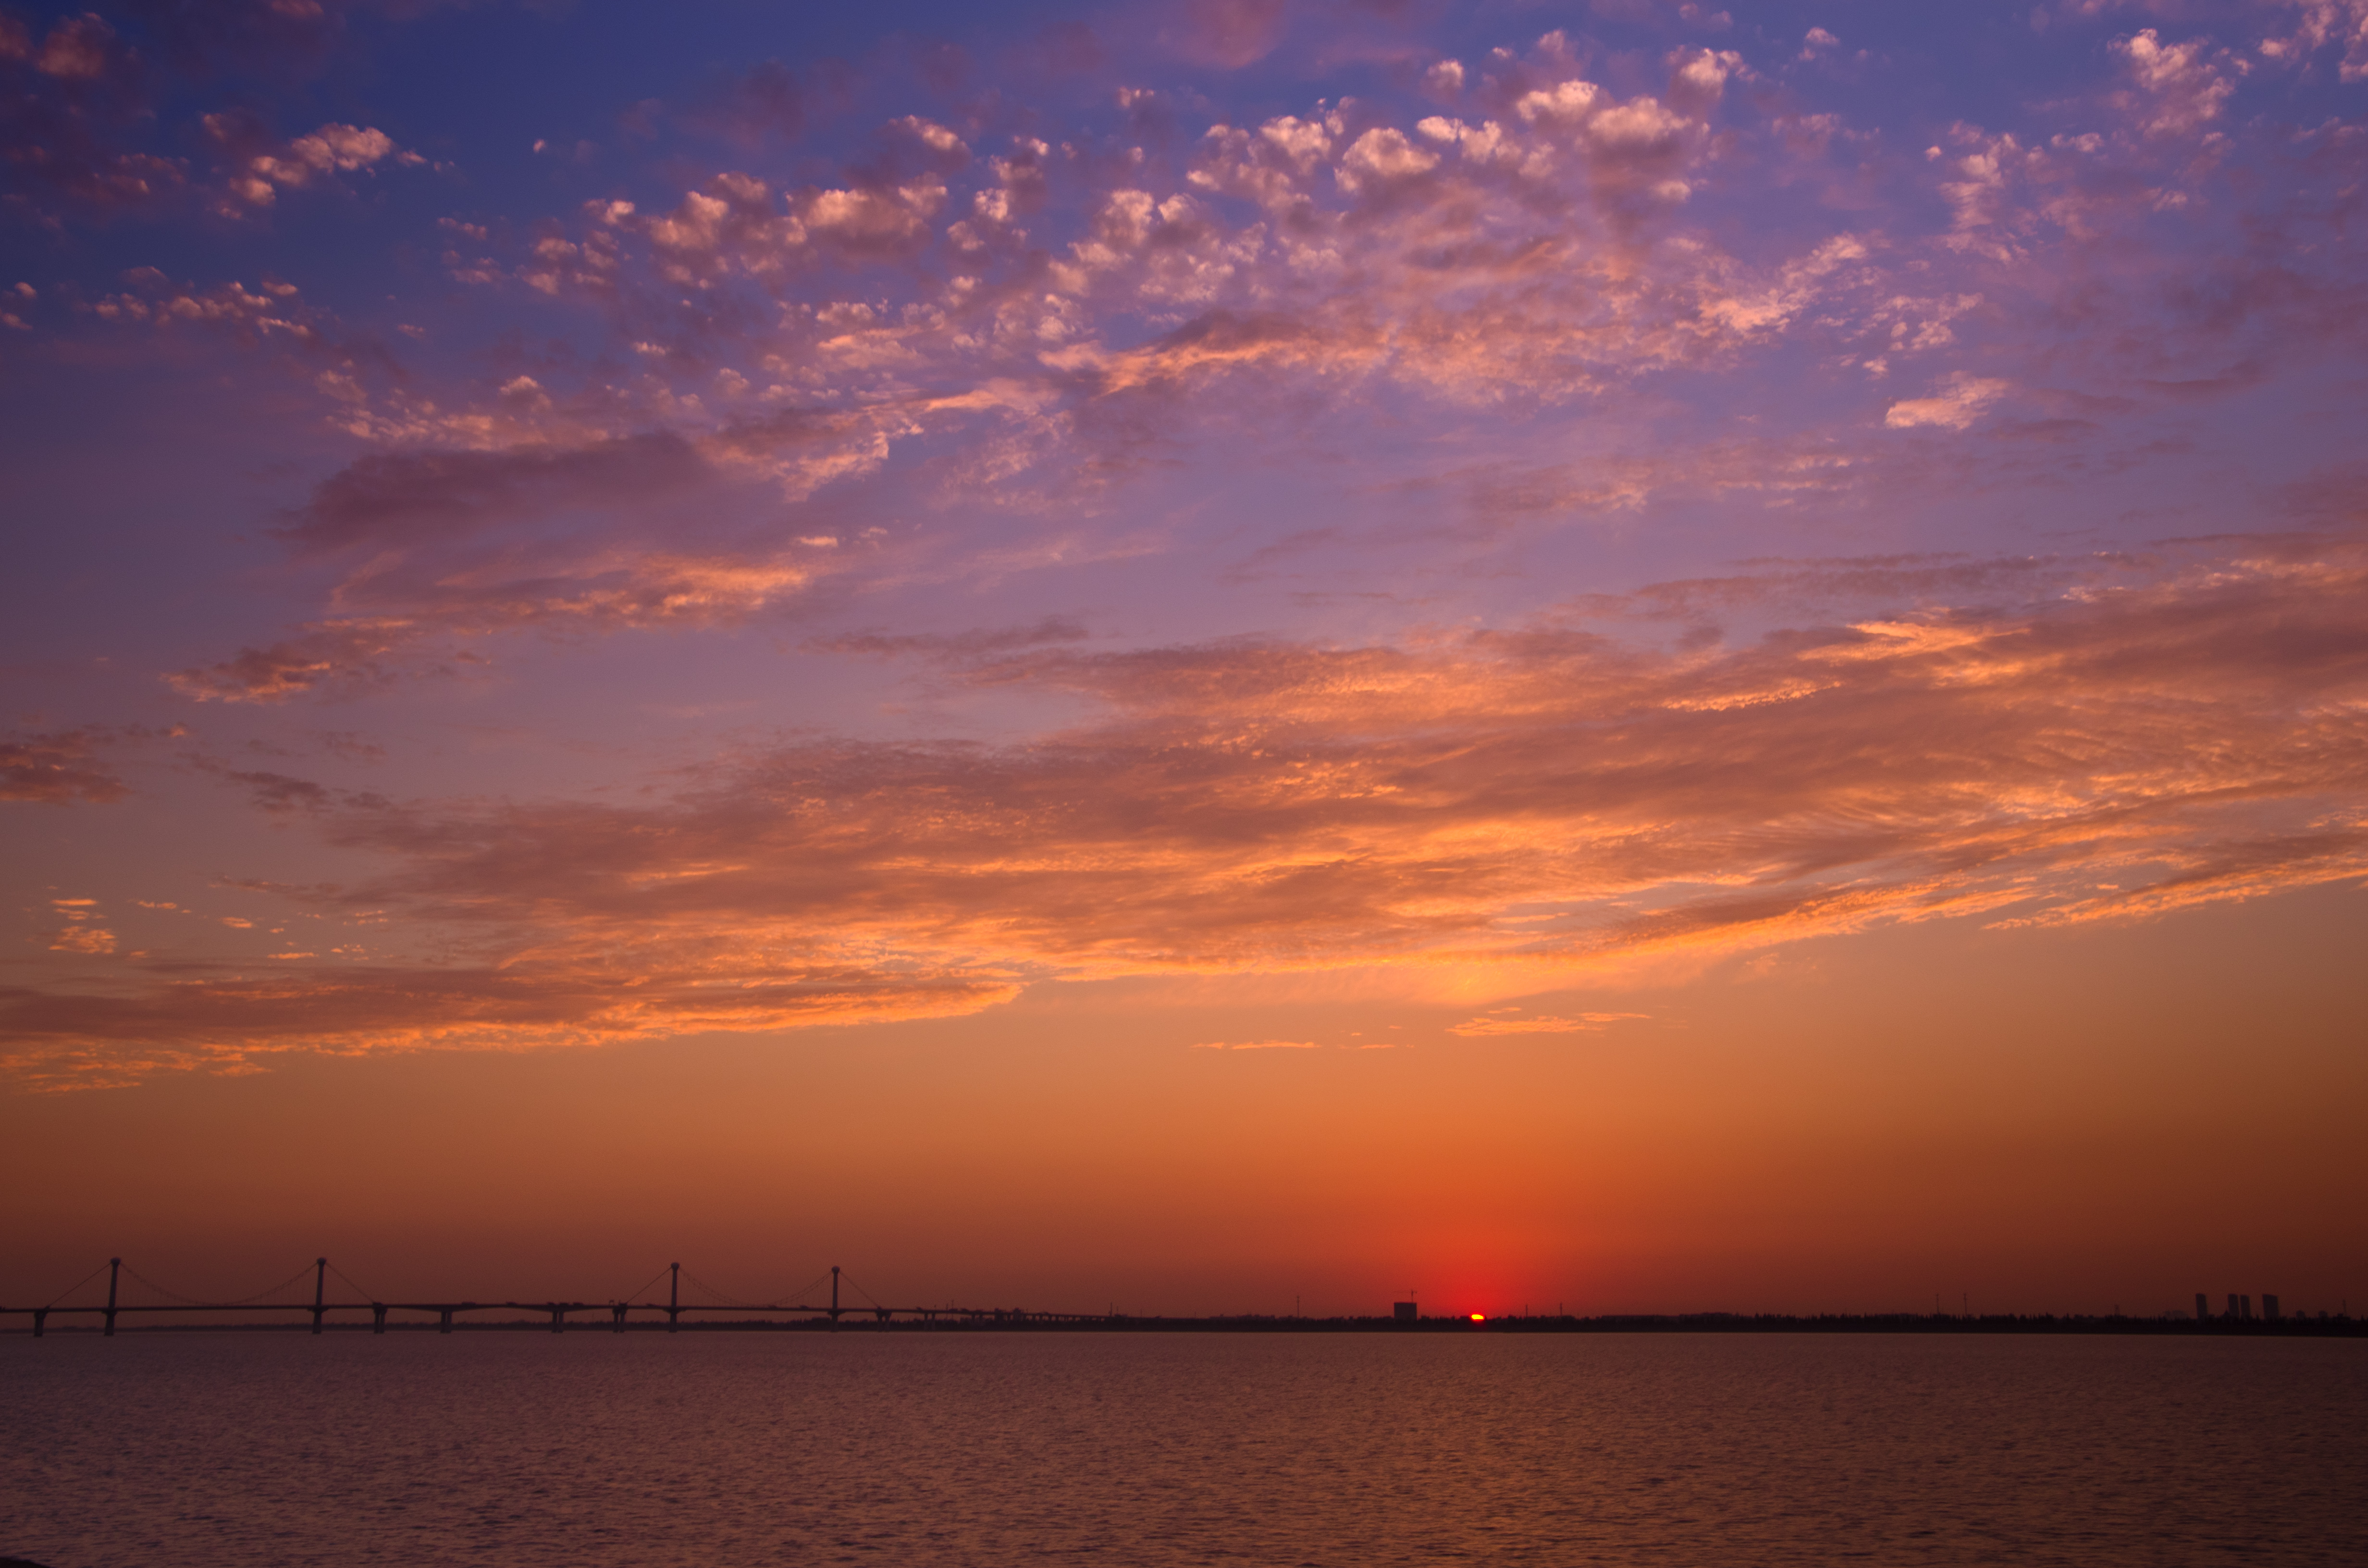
10,1313 -> 2360,1337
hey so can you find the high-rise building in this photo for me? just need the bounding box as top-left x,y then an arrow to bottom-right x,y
2264,1294 -> 2281,1321
2196,1292 -> 2210,1322
1393,1301 -> 1418,1322
2228,1293 -> 2253,1320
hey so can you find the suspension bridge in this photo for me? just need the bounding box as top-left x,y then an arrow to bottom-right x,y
1,1258 -> 1119,1335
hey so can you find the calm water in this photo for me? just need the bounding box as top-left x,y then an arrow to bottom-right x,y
4,1331 -> 2362,1566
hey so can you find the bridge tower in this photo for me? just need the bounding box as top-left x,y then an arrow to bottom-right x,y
667,1262 -> 680,1333
830,1265 -> 841,1323
311,1258 -> 326,1335
103,1256 -> 120,1337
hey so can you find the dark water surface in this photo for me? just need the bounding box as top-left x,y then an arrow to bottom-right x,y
4,1331 -> 2363,1566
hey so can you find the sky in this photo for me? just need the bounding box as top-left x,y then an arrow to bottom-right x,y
3,0 -> 2365,1321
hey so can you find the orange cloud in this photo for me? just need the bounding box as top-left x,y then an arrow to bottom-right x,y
1193,1039 -> 1321,1050
17,533 -> 2368,1086
1,730 -> 131,804
44,898 -> 118,956
1448,1012 -> 1649,1037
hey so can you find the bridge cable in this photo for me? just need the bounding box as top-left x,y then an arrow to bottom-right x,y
120,1260 -> 321,1308
216,1262 -> 328,1306
615,1265 -> 672,1305
679,1266 -> 834,1309
837,1272 -> 887,1310
677,1266 -> 760,1308
325,1262 -> 384,1302
42,1261 -> 111,1308
117,1263 -> 219,1307
782,1269 -> 835,1307
691,1269 -> 819,1317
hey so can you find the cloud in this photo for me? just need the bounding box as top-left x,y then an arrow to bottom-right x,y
469,43 -> 1811,441
166,619 -> 431,703
2257,0 -> 2368,81
1885,375 -> 2010,430
1192,1039 -> 1321,1049
2112,29 -> 2236,136
0,12 -> 182,209
21,533 -> 2368,1085
205,114 -> 413,212
111,0 -> 354,75
1162,0 -> 1289,68
123,12 -> 2351,700
49,11 -> 2352,780
1447,1011 -> 1648,1036
276,434 -> 709,553
165,544 -> 827,701
43,898 -> 118,956
811,617 -> 1092,660
0,730 -> 132,804
79,270 -> 399,411
685,58 -> 805,147
1335,126 -> 1439,192
0,4 -> 412,220
23,0 -> 2368,1070
0,964 -> 1019,1090
165,434 -> 842,702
